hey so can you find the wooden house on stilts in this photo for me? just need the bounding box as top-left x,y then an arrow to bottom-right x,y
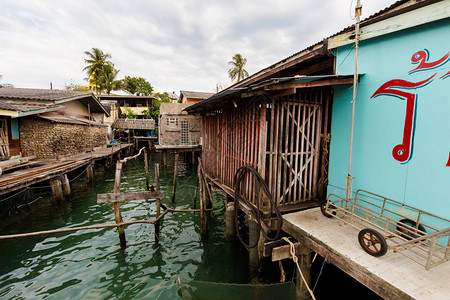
188,1 -> 450,298
186,43 -> 354,214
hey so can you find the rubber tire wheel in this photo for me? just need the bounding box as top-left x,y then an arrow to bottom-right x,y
358,228 -> 388,257
396,218 -> 426,241
320,200 -> 336,218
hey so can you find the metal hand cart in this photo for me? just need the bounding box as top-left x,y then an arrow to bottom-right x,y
321,189 -> 450,270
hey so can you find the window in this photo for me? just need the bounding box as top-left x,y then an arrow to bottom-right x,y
167,117 -> 178,128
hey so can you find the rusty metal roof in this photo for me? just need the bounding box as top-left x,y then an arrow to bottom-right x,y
179,90 -> 215,100
0,87 -> 108,116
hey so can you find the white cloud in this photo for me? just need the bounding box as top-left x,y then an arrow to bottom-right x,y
0,0 -> 395,93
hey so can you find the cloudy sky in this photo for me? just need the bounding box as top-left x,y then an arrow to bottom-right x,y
0,0 -> 395,94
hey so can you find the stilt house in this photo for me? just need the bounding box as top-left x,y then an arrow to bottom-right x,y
186,0 -> 450,220
0,87 -> 109,159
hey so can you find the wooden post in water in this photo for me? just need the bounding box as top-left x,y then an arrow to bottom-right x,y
162,151 -> 167,167
225,196 -> 235,239
113,161 -> 126,247
144,148 -> 150,191
50,178 -> 64,205
248,216 -> 260,271
171,153 -> 179,203
61,174 -> 71,199
154,163 -> 161,243
198,163 -> 206,234
86,164 -> 94,183
296,251 -> 312,300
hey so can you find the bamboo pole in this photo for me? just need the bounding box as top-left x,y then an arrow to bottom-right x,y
0,210 -> 171,240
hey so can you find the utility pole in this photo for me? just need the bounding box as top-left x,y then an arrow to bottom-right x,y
346,0 -> 362,199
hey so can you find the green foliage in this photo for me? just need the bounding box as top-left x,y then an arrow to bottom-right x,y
99,64 -> 122,95
228,53 -> 249,83
83,47 -> 112,94
122,76 -> 154,96
65,82 -> 90,91
121,106 -> 137,119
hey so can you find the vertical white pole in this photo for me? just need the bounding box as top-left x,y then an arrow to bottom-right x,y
346,0 -> 362,199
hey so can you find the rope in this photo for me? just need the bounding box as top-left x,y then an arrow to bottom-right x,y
233,165 -> 283,249
282,237 -> 316,300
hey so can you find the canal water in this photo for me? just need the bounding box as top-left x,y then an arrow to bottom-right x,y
0,154 -> 380,299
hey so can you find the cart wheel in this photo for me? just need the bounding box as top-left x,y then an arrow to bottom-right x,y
320,200 -> 336,218
396,219 -> 426,241
358,228 -> 387,257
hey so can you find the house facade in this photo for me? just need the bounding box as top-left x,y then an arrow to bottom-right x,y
159,102 -> 201,147
186,0 -> 449,221
0,87 -> 109,159
327,0 -> 450,220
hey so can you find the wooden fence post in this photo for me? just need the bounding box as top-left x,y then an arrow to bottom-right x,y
114,161 -> 126,247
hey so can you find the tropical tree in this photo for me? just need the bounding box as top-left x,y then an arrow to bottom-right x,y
99,64 -> 122,95
83,48 -> 112,94
228,53 -> 249,83
122,76 -> 154,96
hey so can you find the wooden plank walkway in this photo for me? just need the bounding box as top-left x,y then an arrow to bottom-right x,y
0,144 -> 133,196
282,208 -> 450,300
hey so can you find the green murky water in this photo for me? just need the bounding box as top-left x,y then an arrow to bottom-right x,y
0,155 -> 267,299
0,154 -> 381,300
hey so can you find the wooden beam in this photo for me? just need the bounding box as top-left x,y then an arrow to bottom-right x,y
97,190 -> 164,203
264,77 -> 354,91
272,243 -> 311,261
328,1 -> 450,49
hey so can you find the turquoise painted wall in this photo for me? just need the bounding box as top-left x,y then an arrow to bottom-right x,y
328,19 -> 450,220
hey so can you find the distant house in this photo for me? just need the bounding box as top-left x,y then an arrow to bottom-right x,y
99,95 -> 155,119
0,87 -> 109,160
179,90 -> 215,105
159,102 -> 201,147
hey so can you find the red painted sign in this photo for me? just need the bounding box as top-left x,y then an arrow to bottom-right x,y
372,49 -> 449,165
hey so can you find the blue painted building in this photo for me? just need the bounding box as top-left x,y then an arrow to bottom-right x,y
327,1 -> 450,220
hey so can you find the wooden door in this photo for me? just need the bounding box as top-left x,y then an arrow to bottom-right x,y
267,95 -> 322,207
0,119 -> 10,160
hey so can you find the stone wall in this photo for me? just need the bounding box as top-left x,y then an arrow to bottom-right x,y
159,114 -> 201,146
19,117 -> 107,159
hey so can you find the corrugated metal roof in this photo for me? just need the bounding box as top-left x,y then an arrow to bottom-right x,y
0,87 -> 108,116
0,87 -> 91,101
185,75 -> 356,113
179,90 -> 215,100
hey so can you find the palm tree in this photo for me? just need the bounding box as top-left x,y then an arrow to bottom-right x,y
83,48 -> 112,94
228,53 -> 249,83
99,64 -> 121,95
